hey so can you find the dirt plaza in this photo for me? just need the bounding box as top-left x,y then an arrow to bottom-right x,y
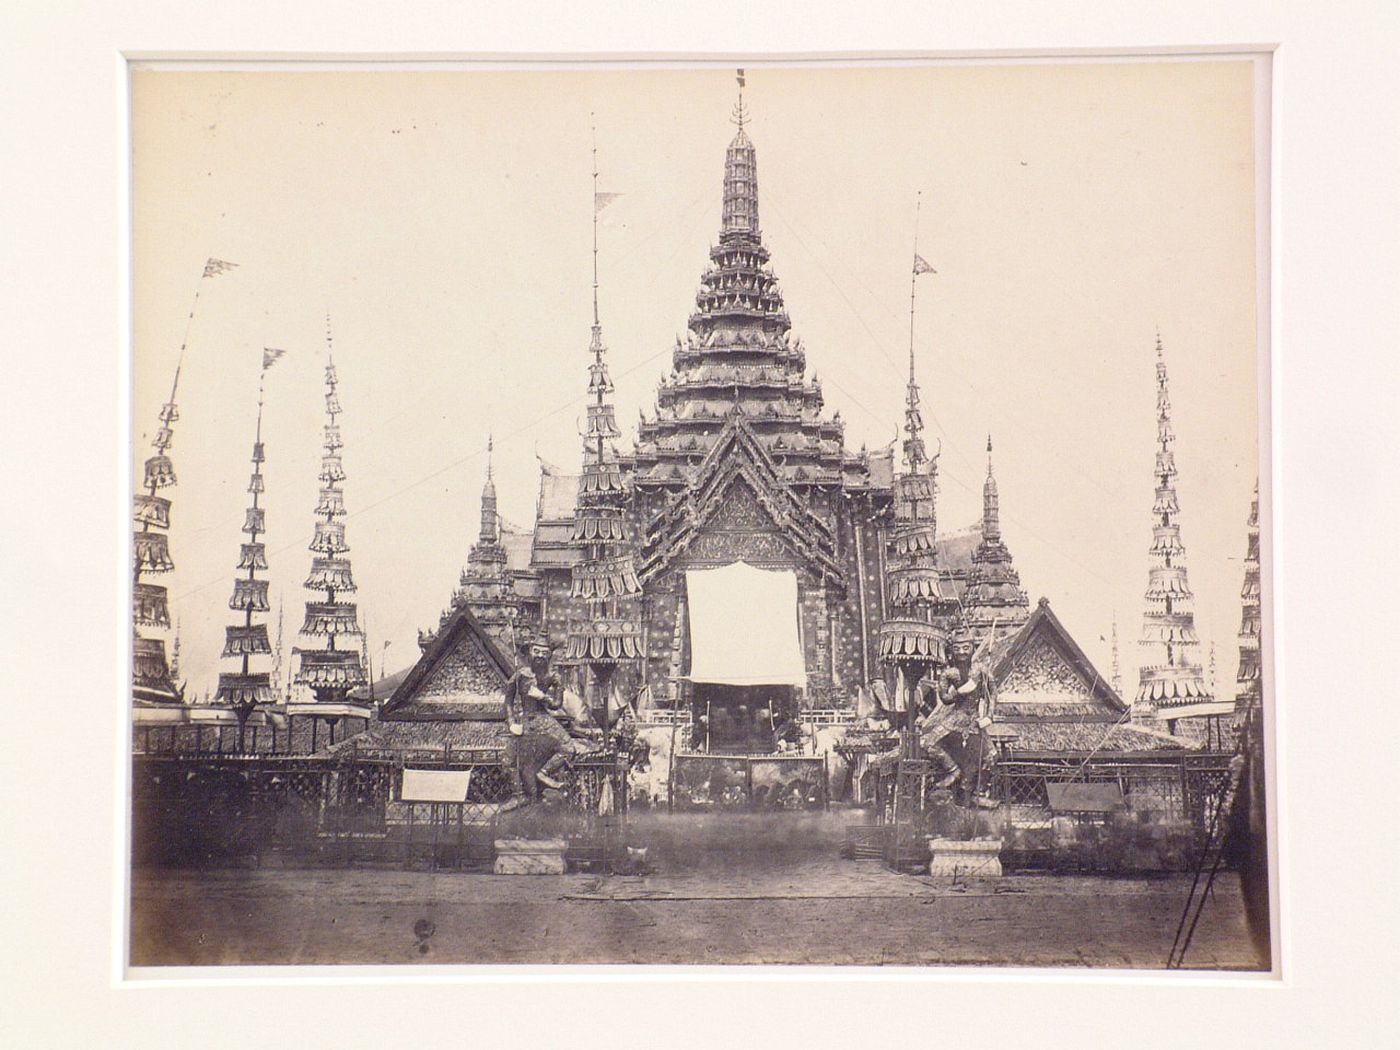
130,856 -> 1264,970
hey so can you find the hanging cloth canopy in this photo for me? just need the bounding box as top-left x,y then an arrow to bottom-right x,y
684,561 -> 806,686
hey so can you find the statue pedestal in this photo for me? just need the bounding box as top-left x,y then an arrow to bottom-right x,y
927,837 -> 1003,878
493,837 -> 568,875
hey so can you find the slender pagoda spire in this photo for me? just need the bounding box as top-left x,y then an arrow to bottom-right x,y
133,360 -> 185,704
294,321 -> 367,703
458,435 -> 522,647
1111,612 -> 1122,697
880,193 -> 951,746
133,258 -> 237,703
565,117 -> 643,722
962,435 -> 1030,637
1234,480 -> 1262,722
213,350 -> 282,723
883,193 -> 947,617
1135,333 -> 1224,737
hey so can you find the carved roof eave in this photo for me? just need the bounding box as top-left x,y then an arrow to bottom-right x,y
385,602 -> 515,716
639,418 -> 845,587
988,599 -> 1126,713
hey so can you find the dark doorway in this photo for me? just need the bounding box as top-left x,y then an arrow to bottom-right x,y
692,683 -> 796,754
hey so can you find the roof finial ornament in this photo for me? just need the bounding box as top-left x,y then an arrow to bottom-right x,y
731,68 -> 748,130
486,433 -> 494,480
987,432 -> 994,474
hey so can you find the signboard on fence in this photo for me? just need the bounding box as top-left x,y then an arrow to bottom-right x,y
401,768 -> 473,803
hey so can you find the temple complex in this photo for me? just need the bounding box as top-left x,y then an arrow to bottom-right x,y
389,84 -> 1140,773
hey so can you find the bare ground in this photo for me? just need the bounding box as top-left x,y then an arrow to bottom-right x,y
129,858 -> 1264,970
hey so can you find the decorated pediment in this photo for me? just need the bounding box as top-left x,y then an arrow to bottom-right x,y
639,417 -> 842,585
386,604 -> 514,721
990,599 -> 1124,718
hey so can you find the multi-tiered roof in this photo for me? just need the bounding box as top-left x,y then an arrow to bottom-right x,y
457,438 -> 523,646
1135,335 -> 1216,723
294,332 -> 367,702
632,91 -> 846,490
564,124 -> 643,676
962,437 -> 1030,637
133,366 -> 183,704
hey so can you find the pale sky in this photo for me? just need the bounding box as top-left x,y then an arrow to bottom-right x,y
131,60 -> 1259,701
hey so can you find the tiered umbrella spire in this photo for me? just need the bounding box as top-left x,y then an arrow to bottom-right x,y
1135,333 -> 1213,725
1235,480 -> 1262,720
133,361 -> 184,703
213,352 -> 282,723
564,120 -> 643,724
880,194 -> 951,748
294,320 -> 367,703
133,257 -> 237,703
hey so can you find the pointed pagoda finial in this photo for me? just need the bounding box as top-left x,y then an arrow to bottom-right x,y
902,191 -> 930,473
731,68 -> 748,130
981,433 -> 1001,543
486,433 -> 494,480
590,114 -> 601,329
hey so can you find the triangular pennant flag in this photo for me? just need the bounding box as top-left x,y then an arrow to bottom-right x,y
261,347 -> 286,370
913,254 -> 937,275
203,258 -> 239,278
594,191 -> 623,215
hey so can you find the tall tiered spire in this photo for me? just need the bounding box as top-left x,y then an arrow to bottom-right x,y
214,351 -> 282,722
880,195 -> 951,743
633,70 -> 841,489
962,435 -> 1029,637
1235,480 -> 1262,721
1135,334 -> 1220,735
1111,612 -> 1122,697
457,435 -> 522,647
883,194 -> 946,616
133,360 -> 184,704
133,258 -> 237,703
294,322 -> 367,703
565,119 -> 643,713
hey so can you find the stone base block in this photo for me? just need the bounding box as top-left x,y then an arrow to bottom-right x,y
493,838 -> 568,876
928,837 -> 1004,878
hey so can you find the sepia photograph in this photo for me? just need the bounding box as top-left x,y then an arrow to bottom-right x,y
126,58 -> 1270,971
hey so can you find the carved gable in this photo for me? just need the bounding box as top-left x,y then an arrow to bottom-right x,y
419,635 -> 505,700
989,600 -> 1124,719
387,605 -> 513,720
708,481 -> 772,531
999,640 -> 1092,704
680,478 -> 797,569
